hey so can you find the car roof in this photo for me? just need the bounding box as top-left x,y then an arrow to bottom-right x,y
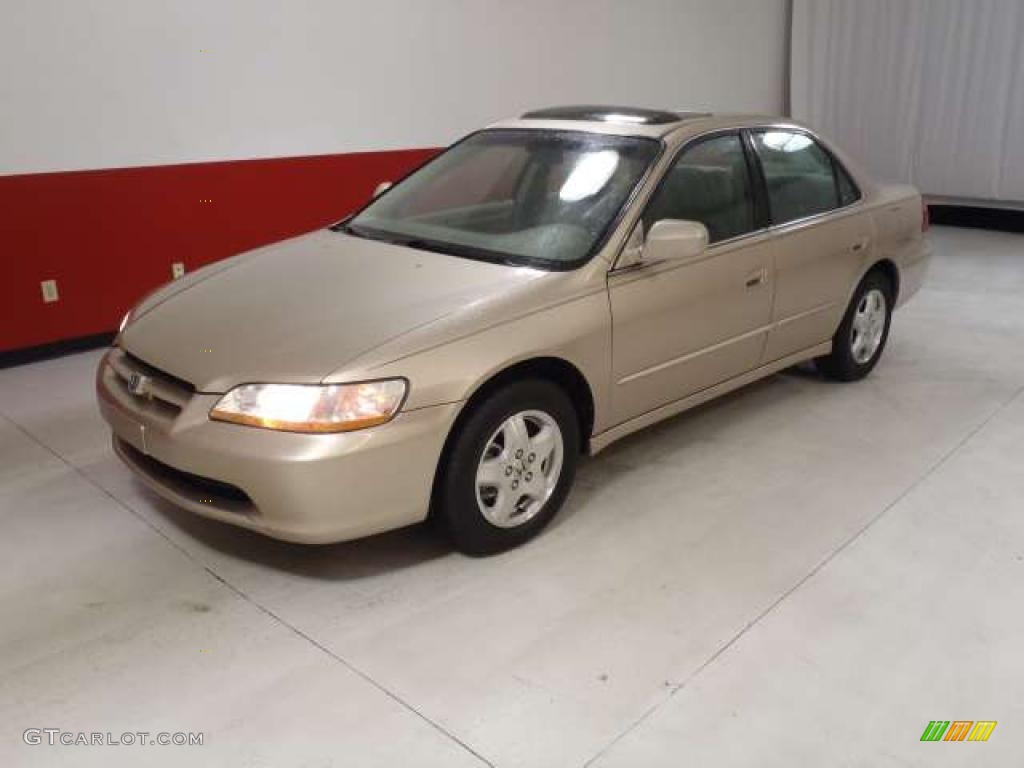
488,106 -> 801,141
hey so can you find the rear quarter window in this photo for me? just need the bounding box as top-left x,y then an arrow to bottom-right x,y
836,162 -> 861,207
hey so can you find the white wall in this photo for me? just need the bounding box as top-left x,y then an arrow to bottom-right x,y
791,0 -> 1024,205
1,0 -> 790,176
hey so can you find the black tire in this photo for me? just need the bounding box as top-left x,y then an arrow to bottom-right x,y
816,270 -> 894,381
436,379 -> 580,555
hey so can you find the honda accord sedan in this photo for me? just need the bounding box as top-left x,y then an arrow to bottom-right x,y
97,106 -> 931,554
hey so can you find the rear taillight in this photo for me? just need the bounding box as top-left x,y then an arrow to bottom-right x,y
921,202 -> 930,232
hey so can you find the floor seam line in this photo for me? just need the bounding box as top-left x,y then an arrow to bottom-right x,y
582,382 -> 1024,767
0,412 -> 496,768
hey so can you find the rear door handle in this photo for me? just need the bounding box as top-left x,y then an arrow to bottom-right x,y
745,267 -> 767,288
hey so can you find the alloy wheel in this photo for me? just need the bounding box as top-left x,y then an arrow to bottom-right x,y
474,410 -> 564,528
850,288 -> 887,364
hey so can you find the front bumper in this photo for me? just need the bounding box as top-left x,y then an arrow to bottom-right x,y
96,348 -> 461,543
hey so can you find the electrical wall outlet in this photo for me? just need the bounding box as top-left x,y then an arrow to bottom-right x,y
171,262 -> 185,279
41,279 -> 59,303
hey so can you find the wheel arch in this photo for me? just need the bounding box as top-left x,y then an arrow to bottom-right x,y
868,258 -> 901,304
427,356 -> 596,518
838,257 -> 902,334
458,356 -> 595,450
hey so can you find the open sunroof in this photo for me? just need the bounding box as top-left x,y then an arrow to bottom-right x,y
520,105 -> 709,125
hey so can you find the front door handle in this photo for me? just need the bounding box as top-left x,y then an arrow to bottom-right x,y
745,267 -> 767,288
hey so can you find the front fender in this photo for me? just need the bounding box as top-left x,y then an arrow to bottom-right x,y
333,288 -> 613,434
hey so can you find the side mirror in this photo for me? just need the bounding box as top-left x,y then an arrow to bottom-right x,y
641,219 -> 708,265
372,181 -> 393,198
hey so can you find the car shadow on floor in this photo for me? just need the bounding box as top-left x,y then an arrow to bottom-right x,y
547,362 -> 824,532
142,490 -> 452,580
136,364 -> 825,577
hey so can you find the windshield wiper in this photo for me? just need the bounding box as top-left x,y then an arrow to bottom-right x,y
334,222 -> 374,239
335,222 -> 411,247
335,223 -> 538,268
393,236 -> 526,266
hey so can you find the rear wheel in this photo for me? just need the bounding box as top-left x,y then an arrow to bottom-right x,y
436,380 -> 579,555
816,270 -> 894,381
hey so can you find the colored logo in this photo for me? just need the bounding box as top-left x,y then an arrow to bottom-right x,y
921,721 -> 996,742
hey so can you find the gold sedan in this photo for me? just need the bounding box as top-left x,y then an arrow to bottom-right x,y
97,106 -> 931,554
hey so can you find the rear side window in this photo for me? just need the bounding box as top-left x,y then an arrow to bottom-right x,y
751,130 -> 841,224
642,133 -> 755,244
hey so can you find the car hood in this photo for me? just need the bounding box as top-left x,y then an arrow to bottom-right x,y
120,230 -> 545,392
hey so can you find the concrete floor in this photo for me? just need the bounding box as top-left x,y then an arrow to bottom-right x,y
2,224 -> 1023,767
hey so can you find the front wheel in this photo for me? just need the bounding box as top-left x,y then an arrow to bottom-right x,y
436,380 -> 579,555
816,270 -> 894,381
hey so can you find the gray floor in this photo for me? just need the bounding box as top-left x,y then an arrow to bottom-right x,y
2,225 -> 1023,767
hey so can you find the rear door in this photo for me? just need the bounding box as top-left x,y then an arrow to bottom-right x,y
608,132 -> 774,424
747,128 -> 874,362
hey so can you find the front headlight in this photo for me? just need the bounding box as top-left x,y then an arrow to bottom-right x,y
209,379 -> 407,433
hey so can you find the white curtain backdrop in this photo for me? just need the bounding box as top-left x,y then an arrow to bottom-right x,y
791,0 -> 1024,206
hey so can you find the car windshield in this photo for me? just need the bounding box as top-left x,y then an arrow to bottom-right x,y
345,129 -> 661,269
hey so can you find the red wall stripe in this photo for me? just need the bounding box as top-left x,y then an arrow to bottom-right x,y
1,148 -> 439,353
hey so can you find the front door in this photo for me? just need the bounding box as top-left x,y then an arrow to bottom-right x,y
608,133 -> 774,425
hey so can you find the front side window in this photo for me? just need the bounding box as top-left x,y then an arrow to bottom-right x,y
641,133 -> 755,244
346,129 -> 660,268
752,130 -> 843,224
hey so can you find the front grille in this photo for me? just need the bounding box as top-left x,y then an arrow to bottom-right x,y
118,439 -> 255,514
108,349 -> 193,417
124,352 -> 195,394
